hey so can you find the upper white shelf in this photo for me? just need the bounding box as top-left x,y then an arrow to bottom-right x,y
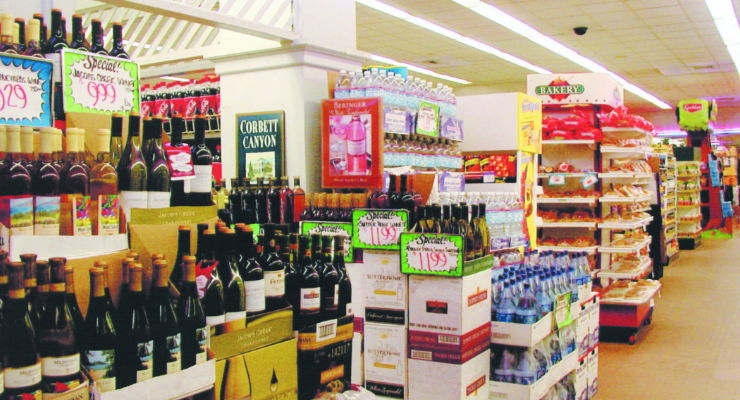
542,139 -> 596,145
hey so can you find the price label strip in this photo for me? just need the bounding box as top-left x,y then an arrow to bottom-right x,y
553,292 -> 573,329
0,53 -> 53,127
548,174 -> 566,186
301,221 -> 354,262
352,209 -> 409,250
400,233 -> 464,276
61,49 -> 140,114
581,172 -> 598,189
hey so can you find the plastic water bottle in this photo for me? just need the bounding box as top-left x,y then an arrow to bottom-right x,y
495,282 -> 517,323
515,349 -> 537,385
515,283 -> 539,324
335,70 -> 349,98
567,266 -> 579,303
536,272 -> 553,316
493,347 -> 518,383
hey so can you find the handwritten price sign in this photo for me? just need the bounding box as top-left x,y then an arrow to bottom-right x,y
301,221 -> 354,262
0,54 -> 53,126
400,233 -> 463,276
352,209 -> 408,250
61,49 -> 140,114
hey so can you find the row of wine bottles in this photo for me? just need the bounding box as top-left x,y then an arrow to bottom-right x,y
0,251 -> 207,397
182,221 -> 352,331
0,9 -> 128,58
411,202 -> 492,261
227,177 -> 306,227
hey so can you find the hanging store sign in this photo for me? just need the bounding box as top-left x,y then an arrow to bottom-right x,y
526,72 -> 623,108
61,49 -> 140,114
236,110 -> 285,180
0,53 -> 53,126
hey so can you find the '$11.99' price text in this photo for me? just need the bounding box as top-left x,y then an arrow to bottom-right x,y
410,250 -> 451,271
365,226 -> 398,246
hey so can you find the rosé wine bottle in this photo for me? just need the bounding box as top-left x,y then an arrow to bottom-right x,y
345,115 -> 367,175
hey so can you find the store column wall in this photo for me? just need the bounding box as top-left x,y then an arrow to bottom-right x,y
209,0 -> 363,192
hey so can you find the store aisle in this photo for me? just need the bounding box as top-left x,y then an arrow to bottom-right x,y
598,236 -> 740,399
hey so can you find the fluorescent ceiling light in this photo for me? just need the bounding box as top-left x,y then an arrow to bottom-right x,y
452,0 -> 671,110
368,54 -> 472,84
160,76 -> 191,82
356,0 -> 549,74
705,0 -> 740,75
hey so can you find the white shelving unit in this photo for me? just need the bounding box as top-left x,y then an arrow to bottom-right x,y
675,162 -> 703,242
655,151 -> 679,259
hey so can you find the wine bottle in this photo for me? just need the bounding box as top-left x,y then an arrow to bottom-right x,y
88,19 -> 107,55
199,230 -> 225,327
260,225 -> 285,311
334,236 -> 353,316
267,177 -> 281,223
195,223 -> 209,261
283,235 -> 299,325
228,179 -> 242,224
477,204 -> 490,256
399,175 -> 416,226
242,178 -> 257,224
90,129 -> 118,236
168,115 -> 188,207
441,204 -> 452,234
39,259 -> 81,393
109,114 -> 123,169
20,126 -> 34,172
188,116 -> 213,206
171,225 -> 191,292
146,117 -> 171,208
388,174 -> 399,209
35,260 -> 50,316
255,177 -> 268,224
178,256 -> 208,369
68,14 -> 86,50
117,113 -> 148,211
149,260 -> 181,376
218,230 -> 246,322
454,204 -> 476,261
237,227 -> 265,316
0,126 -> 31,196
94,261 -> 116,316
429,204 -> 442,234
22,18 -> 43,57
0,250 -> 8,298
279,176 -> 292,225
0,13 -> 18,53
31,13 -> 45,49
3,262 -> 43,399
108,22 -> 129,59
62,263 -> 84,336
413,206 -> 426,233
82,267 -> 117,392
14,18 -> 25,53
291,177 -> 305,228
297,235 -> 321,329
20,253 -> 41,329
319,235 -> 339,320
116,264 -> 153,387
470,204 -> 483,259
43,9 -> 67,54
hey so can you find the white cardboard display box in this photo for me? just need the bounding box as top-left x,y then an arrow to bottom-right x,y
408,349 -> 490,400
488,351 -> 578,400
363,250 -> 408,325
364,322 -> 408,399
491,303 -> 580,348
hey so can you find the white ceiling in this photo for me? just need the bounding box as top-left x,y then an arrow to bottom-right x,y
356,0 -> 740,132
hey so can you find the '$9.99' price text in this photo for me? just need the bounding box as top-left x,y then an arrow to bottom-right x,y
87,82 -> 117,107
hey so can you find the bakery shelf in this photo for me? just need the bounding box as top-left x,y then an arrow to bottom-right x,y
537,221 -> 598,229
598,259 -> 653,280
601,127 -> 652,137
599,172 -> 636,178
600,146 -> 651,156
601,195 -> 651,203
537,245 -> 599,254
634,206 -> 651,212
599,238 -> 651,254
600,280 -> 661,305
542,139 -> 596,145
599,216 -> 653,230
538,172 -> 594,178
677,189 -> 700,193
538,197 -> 599,205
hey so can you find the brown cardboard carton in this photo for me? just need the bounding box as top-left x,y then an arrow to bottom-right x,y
67,249 -> 129,315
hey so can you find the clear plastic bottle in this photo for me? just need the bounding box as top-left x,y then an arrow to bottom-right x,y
515,349 -> 538,385
335,70 -> 349,98
495,281 -> 517,323
536,271 -> 553,316
493,347 -> 518,383
515,283 -> 539,324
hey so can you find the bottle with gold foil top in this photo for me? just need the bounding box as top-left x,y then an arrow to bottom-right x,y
0,13 -> 18,53
20,253 -> 41,329
82,267 -> 117,392
117,264 -> 153,387
0,126 -> 31,195
33,128 -> 60,196
4,262 -> 43,399
63,263 -> 84,335
149,260 -> 181,376
39,258 -> 81,393
178,256 -> 208,369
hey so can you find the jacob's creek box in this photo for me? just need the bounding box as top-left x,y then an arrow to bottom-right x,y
297,315 -> 354,400
363,250 -> 408,325
408,258 -> 491,363
408,349 -> 489,400
364,322 -> 407,399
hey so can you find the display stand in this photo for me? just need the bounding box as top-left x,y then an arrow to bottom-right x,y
653,149 -> 679,266
676,161 -> 703,249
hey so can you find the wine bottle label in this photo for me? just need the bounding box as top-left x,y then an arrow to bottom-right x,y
166,334 -> 182,374
84,349 -> 116,392
245,279 -> 266,313
334,285 -> 339,307
300,287 -> 321,313
206,314 -> 226,326
191,165 -> 213,193
147,191 -> 171,209
225,311 -> 245,322
41,353 -> 80,377
347,139 -> 366,156
136,340 -> 154,382
196,327 -> 209,365
345,302 -> 353,316
264,270 -> 285,297
0,370 -> 3,394
4,362 -> 41,389
120,191 -> 149,220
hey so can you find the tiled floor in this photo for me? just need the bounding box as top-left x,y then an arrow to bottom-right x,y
598,235 -> 740,399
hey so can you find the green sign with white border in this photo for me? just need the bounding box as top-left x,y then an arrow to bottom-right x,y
351,209 -> 409,250
400,233 -> 464,276
301,221 -> 353,262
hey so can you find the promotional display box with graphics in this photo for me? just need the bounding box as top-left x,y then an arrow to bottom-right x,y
408,349 -> 490,400
297,315 -> 354,400
364,322 -> 408,399
363,250 -> 409,325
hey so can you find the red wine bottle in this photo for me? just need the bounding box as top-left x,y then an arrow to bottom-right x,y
149,260 -> 181,376
116,264 -> 153,387
81,267 -> 117,392
178,256 -> 208,369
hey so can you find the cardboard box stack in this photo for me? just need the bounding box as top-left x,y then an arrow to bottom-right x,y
407,256 -> 492,400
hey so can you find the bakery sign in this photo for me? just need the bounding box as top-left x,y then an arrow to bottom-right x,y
527,72 -> 624,108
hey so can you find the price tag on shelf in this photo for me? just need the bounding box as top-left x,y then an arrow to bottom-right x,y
61,49 -> 140,114
400,233 -> 463,276
352,209 -> 409,250
0,54 -> 53,127
553,292 -> 573,329
483,173 -> 496,183
301,221 -> 354,262
548,174 -> 566,186
581,173 -> 598,189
